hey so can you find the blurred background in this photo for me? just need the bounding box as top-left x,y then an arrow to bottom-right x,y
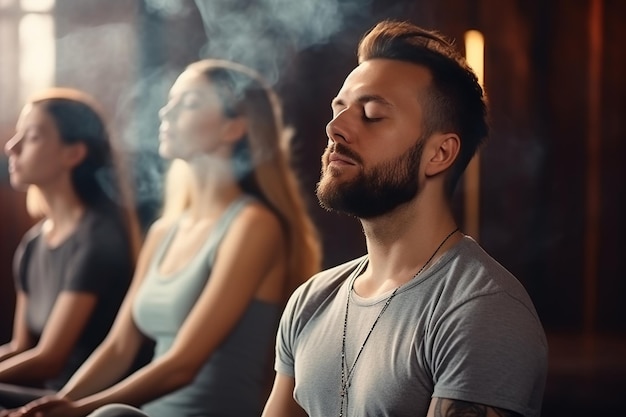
0,0 -> 624,415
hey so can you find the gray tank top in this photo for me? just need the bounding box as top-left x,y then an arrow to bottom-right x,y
132,196 -> 281,417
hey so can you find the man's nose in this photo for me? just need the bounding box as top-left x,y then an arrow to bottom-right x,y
326,110 -> 352,145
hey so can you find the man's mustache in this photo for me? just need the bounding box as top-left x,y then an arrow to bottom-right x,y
327,142 -> 363,165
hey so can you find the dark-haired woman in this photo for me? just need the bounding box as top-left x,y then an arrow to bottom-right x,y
0,88 -> 140,409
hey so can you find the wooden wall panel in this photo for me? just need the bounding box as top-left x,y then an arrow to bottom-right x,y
596,0 -> 626,333
0,186 -> 31,343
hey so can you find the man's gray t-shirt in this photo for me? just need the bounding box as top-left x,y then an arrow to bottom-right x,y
275,236 -> 547,417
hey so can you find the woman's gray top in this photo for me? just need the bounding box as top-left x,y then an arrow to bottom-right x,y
132,196 -> 280,417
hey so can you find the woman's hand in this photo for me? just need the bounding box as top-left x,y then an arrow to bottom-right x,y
0,408 -> 18,417
6,395 -> 83,417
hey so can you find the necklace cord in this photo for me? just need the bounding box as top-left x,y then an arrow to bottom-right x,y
339,227 -> 460,417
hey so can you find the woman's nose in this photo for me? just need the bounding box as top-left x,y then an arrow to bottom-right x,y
4,133 -> 23,156
158,105 -> 169,121
158,99 -> 179,121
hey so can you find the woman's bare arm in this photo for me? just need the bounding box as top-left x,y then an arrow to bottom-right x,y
66,204 -> 286,413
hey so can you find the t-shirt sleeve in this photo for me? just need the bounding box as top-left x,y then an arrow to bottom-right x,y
63,218 -> 133,295
274,287 -> 301,377
429,291 -> 548,417
13,224 -> 41,293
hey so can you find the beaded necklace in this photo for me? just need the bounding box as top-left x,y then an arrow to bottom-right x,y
339,227 -> 459,417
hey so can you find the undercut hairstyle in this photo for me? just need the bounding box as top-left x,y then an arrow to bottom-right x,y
358,20 -> 489,196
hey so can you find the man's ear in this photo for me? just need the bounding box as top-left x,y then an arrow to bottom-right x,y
63,142 -> 88,169
222,116 -> 248,144
424,133 -> 460,177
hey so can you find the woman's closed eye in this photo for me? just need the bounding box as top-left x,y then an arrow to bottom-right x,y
180,92 -> 203,109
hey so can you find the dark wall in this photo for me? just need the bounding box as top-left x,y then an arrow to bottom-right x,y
400,0 -> 626,337
0,188 -> 30,342
1,0 -> 625,413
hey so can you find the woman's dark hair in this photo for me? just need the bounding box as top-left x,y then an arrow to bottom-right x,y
32,91 -> 118,207
26,88 -> 142,261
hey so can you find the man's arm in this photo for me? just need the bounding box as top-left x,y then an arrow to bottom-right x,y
262,373 -> 307,417
427,398 -> 522,417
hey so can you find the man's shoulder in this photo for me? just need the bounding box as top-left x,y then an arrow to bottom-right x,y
295,256 -> 366,299
305,256 -> 366,291
286,256 -> 366,319
452,237 -> 528,294
437,236 -> 540,318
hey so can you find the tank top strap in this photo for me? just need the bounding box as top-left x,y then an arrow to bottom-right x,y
151,219 -> 182,272
203,195 -> 255,267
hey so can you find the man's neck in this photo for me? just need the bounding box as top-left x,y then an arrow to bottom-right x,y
355,194 -> 460,298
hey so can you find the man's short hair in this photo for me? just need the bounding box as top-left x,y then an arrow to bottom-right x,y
358,20 -> 489,196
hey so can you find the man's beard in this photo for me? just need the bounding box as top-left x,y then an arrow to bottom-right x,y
316,138 -> 424,219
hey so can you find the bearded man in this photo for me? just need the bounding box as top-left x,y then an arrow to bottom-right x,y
263,20 -> 547,417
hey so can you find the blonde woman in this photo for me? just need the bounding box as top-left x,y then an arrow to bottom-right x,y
9,59 -> 321,417
0,89 -> 140,409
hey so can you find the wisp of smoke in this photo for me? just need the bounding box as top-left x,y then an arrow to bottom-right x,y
194,0 -> 373,83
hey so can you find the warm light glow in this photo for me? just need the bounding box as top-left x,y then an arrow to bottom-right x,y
20,0 -> 54,12
19,13 -> 55,102
463,30 -> 485,241
464,30 -> 484,86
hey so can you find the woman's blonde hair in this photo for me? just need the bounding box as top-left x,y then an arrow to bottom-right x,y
161,59 -> 321,297
23,88 -> 142,261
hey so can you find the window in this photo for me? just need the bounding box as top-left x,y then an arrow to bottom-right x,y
0,0 -> 56,126
463,29 -> 484,240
